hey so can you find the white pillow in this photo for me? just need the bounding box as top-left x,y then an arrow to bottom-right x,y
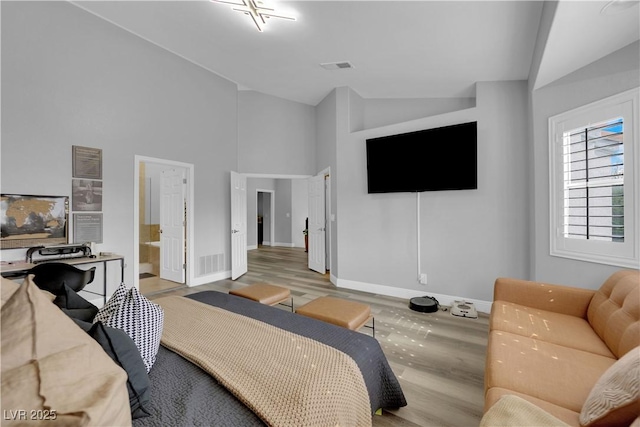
480,395 -> 569,427
580,346 -> 640,427
95,283 -> 163,373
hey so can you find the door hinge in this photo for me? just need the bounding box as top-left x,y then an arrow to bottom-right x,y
183,263 -> 186,270
183,178 -> 187,184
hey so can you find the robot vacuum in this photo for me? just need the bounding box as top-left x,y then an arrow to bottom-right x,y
451,301 -> 478,318
409,296 -> 439,313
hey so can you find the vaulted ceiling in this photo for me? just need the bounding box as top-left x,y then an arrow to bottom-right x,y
72,1 -> 639,106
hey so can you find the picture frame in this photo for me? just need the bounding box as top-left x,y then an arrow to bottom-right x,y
73,212 -> 103,244
72,145 -> 102,179
72,179 -> 103,212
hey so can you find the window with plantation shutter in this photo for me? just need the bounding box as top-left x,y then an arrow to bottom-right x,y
563,118 -> 624,242
549,88 -> 638,268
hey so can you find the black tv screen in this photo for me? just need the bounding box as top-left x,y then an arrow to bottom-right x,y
366,121 -> 477,193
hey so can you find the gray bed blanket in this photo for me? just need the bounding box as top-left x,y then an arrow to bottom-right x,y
134,291 -> 406,426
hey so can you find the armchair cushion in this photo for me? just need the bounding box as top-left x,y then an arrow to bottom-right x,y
485,331 -> 615,412
490,301 -> 615,358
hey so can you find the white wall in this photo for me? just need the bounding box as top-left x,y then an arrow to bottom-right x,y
238,91 -> 316,176
274,180 -> 292,246
333,82 -> 530,308
360,98 -> 476,131
530,41 -> 640,288
1,2 -> 239,291
315,90 -> 339,276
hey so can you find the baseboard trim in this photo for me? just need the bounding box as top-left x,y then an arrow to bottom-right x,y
191,270 -> 231,287
173,265 -> 493,313
273,242 -> 296,248
335,278 -> 492,314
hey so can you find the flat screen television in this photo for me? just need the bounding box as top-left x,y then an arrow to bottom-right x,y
366,121 -> 477,193
1,194 -> 69,249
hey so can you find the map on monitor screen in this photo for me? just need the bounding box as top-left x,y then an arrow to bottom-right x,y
1,194 -> 69,249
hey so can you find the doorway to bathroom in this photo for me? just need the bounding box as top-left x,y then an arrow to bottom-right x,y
137,159 -> 190,295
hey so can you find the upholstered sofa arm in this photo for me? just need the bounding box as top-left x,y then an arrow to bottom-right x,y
493,277 -> 596,318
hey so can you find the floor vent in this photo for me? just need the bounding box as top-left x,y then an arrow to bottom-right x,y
199,254 -> 224,275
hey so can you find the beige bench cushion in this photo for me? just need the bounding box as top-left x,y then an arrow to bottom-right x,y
230,283 -> 290,306
296,296 -> 370,331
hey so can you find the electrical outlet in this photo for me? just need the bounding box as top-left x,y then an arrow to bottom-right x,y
419,273 -> 428,285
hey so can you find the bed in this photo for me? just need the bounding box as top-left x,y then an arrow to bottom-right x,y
0,276 -> 406,427
134,291 -> 407,427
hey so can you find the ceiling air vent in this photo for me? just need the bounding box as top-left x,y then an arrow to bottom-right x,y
320,61 -> 354,70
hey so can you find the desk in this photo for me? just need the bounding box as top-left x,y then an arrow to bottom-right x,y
1,255 -> 124,305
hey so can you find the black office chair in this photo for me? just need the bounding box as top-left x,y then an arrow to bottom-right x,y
28,262 -> 96,295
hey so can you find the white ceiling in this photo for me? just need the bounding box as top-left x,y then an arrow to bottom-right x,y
72,1 -> 639,106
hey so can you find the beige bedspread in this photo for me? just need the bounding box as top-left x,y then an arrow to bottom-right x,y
155,296 -> 372,427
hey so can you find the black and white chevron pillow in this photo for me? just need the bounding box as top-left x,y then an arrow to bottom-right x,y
94,283 -> 164,372
94,282 -> 127,323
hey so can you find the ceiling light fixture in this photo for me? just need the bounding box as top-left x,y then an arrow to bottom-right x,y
210,0 -> 295,32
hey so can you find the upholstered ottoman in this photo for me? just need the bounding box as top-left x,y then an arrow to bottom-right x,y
296,296 -> 375,337
229,283 -> 293,311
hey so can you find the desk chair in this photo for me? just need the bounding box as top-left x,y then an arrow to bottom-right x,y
28,262 -> 96,295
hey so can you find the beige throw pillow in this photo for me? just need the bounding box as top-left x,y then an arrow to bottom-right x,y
0,277 -> 20,307
1,275 -> 132,426
580,346 -> 640,427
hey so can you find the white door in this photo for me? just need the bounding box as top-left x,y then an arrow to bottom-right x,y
160,168 -> 186,283
231,171 -> 248,280
308,173 -> 326,274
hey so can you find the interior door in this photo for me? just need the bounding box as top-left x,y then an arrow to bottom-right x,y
160,168 -> 186,283
231,171 -> 248,280
308,173 -> 326,274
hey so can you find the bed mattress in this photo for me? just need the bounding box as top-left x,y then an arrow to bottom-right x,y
133,290 -> 406,426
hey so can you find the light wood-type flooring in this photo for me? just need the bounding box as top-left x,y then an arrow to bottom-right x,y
141,246 -> 490,427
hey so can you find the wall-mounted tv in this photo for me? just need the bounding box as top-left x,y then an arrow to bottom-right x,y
366,121 -> 477,193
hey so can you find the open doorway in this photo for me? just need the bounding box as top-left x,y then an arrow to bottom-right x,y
236,174 -> 329,282
134,156 -> 194,295
256,190 -> 274,248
